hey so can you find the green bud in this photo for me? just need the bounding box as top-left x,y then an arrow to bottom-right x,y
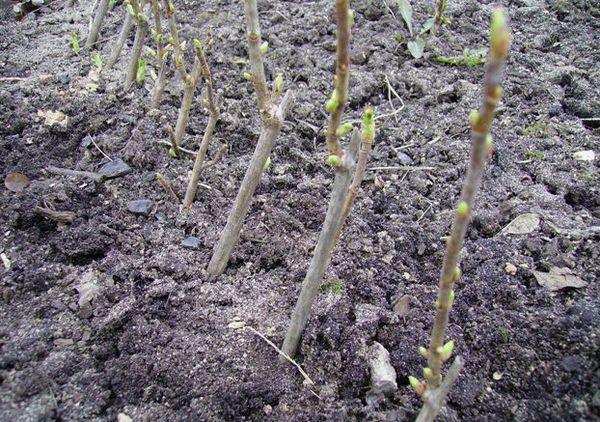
456,200 -> 469,219
449,290 -> 455,306
486,134 -> 494,154
327,155 -> 341,167
259,41 -> 269,54
325,90 -> 340,113
243,72 -> 253,81
91,51 -> 103,69
126,3 -> 135,16
336,122 -> 353,137
136,59 -> 147,84
167,2 -> 174,14
168,148 -> 177,158
70,32 -> 80,55
193,38 -> 203,52
469,109 -> 480,127
418,346 -> 429,358
348,9 -> 354,25
263,156 -> 271,171
274,73 -> 284,95
362,106 -> 375,143
423,367 -> 433,379
490,9 -> 509,55
453,267 -> 461,282
408,376 -> 425,395
436,340 -> 455,361
184,74 -> 192,85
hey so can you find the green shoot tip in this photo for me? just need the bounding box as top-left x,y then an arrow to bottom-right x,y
327,155 -> 341,167
457,201 -> 469,219
259,41 -> 269,55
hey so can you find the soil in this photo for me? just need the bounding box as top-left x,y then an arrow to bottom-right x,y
0,0 -> 599,421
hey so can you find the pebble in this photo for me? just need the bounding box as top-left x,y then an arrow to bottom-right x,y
98,159 -> 132,179
181,236 -> 200,249
505,263 -> 518,275
127,200 -> 154,216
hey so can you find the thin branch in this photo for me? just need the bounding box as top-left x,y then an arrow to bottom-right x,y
156,172 -> 180,203
105,10 -> 133,70
201,143 -> 227,171
324,0 -> 351,157
34,206 -> 76,224
243,0 -> 272,119
124,0 -> 149,91
162,0 -> 187,81
416,357 -> 464,422
46,166 -> 105,183
425,10 -> 511,388
280,129 -> 360,359
86,0 -> 109,48
150,0 -> 168,107
182,40 -> 220,208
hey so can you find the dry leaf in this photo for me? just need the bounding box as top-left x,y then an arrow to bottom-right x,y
532,267 -> 587,291
502,213 -> 540,235
4,172 -> 30,192
37,110 -> 69,128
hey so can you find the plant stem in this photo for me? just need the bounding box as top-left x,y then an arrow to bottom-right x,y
86,0 -> 109,48
182,42 -> 219,208
425,10 -> 511,388
173,59 -> 202,146
150,0 -> 167,107
280,129 -> 361,359
325,0 -> 351,157
432,0 -> 446,34
105,10 -> 133,70
162,0 -> 187,81
207,91 -> 293,276
416,357 -> 464,422
124,0 -> 149,91
243,0 -> 271,120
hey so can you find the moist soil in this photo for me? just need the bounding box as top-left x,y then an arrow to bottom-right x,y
0,0 -> 599,420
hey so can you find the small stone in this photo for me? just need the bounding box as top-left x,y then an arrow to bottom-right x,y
181,236 -> 200,249
53,338 -> 74,347
98,158 -> 132,179
573,150 -> 595,161
505,263 -> 518,275
80,134 -> 93,148
396,151 -> 413,166
392,295 -> 411,317
492,371 -> 503,380
117,414 -> 133,422
228,321 -> 246,329
561,355 -> 582,372
263,405 -> 272,415
127,200 -> 154,216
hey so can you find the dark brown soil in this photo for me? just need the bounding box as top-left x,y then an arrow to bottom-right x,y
1,0 -> 598,420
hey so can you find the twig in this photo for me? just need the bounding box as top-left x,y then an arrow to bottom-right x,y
156,172 -> 180,203
416,357 -> 464,422
89,136 -> 112,161
201,144 -> 228,171
207,0 -> 294,275
281,130 -> 360,359
105,8 -> 133,69
34,206 -> 76,224
245,326 -> 317,389
46,166 -> 105,183
182,40 -> 220,208
86,0 -> 109,48
367,165 -> 435,172
124,0 -> 149,91
324,0 -> 351,157
157,140 -> 195,156
377,74 -> 405,123
424,10 -> 511,388
150,0 -> 167,107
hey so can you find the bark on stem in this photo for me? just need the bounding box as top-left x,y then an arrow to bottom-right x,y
173,59 -> 202,146
280,130 -> 361,359
150,0 -> 167,107
325,0 -> 351,157
105,11 -> 133,70
243,0 -> 271,119
124,0 -> 149,91
86,0 -> 109,48
426,11 -> 511,388
162,0 -> 187,81
416,357 -> 464,422
182,42 -> 219,208
207,91 -> 293,276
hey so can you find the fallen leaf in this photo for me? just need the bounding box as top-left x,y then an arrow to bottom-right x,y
532,267 -> 588,291
407,37 -> 426,59
4,172 -> 29,192
37,110 -> 69,128
502,213 -> 540,235
393,295 -> 411,317
573,150 -> 595,161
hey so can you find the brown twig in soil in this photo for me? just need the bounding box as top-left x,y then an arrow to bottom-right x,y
244,326 -> 318,391
150,0 -> 167,107
416,10 -> 511,393
86,0 -> 109,48
416,356 -> 464,422
46,166 -> 105,184
182,40 -> 220,208
200,143 -> 227,171
105,8 -> 134,69
324,0 -> 352,158
432,0 -> 447,34
124,0 -> 150,91
155,172 -> 180,203
157,139 -> 195,156
207,0 -> 294,275
34,206 -> 76,224
280,130 -> 361,359
367,165 -> 435,172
